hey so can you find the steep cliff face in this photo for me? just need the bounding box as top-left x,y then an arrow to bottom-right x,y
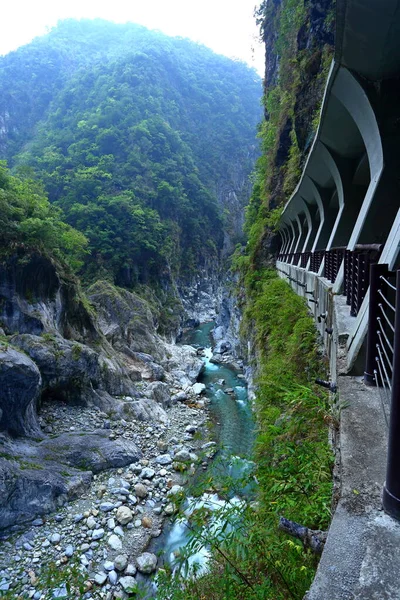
256,0 -> 335,209
0,252 -> 96,341
240,0 -> 335,274
0,250 -> 208,528
0,251 -> 189,436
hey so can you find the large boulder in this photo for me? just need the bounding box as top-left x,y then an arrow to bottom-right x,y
147,381 -> 171,408
87,281 -> 164,361
128,397 -> 168,423
38,432 -> 142,473
0,345 -> 41,436
11,334 -> 136,405
164,344 -> 204,384
0,431 -> 141,529
0,452 -> 92,530
136,552 -> 157,574
11,334 -> 99,405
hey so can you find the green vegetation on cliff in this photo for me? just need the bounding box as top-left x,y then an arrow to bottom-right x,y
0,161 -> 87,271
246,0 -> 335,267
0,19 -> 261,286
156,269 -> 333,599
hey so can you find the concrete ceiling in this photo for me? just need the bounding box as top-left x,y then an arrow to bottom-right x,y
337,0 -> 400,80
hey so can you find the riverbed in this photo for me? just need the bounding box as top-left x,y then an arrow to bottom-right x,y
145,322 -> 255,589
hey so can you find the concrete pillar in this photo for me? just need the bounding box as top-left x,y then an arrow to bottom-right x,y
293,214 -> 304,254
315,189 -> 339,250
303,202 -> 321,252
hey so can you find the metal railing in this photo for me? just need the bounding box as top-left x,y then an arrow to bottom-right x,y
278,244 -> 382,318
278,247 -> 400,521
343,245 -> 383,317
324,247 -> 346,283
364,265 -> 400,520
310,250 -> 324,273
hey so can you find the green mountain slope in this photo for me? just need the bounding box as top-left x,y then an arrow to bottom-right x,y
0,19 -> 261,285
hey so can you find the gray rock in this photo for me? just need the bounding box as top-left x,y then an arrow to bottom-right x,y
73,513 -> 84,523
0,439 -> 92,529
156,454 -> 172,465
114,525 -> 124,537
116,506 -> 133,525
87,281 -> 164,362
86,516 -> 97,529
119,576 -> 138,593
108,570 -> 118,585
100,502 -> 115,512
125,563 -> 137,576
52,585 -> 68,598
147,381 -> 171,408
136,552 -> 157,574
172,391 -> 188,402
38,432 -> 141,473
50,533 -> 61,544
129,397 -> 168,423
108,534 -> 122,551
140,467 -> 155,479
114,554 -> 128,571
23,542 -> 33,551
111,487 -> 129,496
11,334 -> 100,406
103,561 -> 114,571
174,449 -> 191,462
94,572 -> 107,585
0,345 -> 42,436
168,485 -> 184,497
64,545 -> 74,558
134,483 -> 148,498
92,528 -> 104,540
192,383 -> 206,395
164,503 -> 175,515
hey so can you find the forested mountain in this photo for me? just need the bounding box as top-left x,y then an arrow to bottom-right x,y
0,19 -> 261,286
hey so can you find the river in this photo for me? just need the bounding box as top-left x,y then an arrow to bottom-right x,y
141,321 -> 255,594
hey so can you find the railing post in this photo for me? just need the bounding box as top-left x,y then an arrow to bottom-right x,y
364,263 -> 388,385
383,269 -> 400,520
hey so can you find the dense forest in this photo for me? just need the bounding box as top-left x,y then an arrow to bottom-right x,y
0,19 -> 261,286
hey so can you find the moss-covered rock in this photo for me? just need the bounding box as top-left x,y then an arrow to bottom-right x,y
87,280 -> 165,361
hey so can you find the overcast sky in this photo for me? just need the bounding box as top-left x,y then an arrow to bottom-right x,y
1,0 -> 265,75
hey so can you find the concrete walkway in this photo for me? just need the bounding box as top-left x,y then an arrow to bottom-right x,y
306,375 -> 400,599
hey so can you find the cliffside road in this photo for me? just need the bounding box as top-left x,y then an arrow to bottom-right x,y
306,376 -> 400,600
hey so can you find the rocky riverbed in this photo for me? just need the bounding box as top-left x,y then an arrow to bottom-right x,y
0,340 -> 218,599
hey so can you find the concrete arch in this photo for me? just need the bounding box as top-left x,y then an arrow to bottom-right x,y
283,227 -> 290,252
299,201 -> 313,253
279,227 -> 288,255
331,68 -> 383,179
329,68 -> 384,249
301,176 -> 325,252
293,213 -> 304,255
287,219 -> 298,256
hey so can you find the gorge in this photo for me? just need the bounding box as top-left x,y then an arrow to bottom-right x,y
2,1 -> 400,599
